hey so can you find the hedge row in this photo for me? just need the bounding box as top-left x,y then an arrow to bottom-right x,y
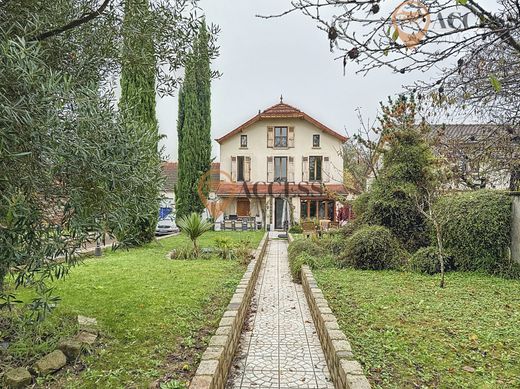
433,190 -> 518,278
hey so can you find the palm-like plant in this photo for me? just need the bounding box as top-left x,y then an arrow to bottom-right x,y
176,213 -> 213,254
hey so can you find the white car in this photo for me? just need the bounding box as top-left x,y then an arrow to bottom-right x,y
155,216 -> 179,236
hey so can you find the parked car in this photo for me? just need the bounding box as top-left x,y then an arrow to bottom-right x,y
155,215 -> 179,236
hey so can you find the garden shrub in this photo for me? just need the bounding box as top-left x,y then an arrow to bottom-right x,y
340,219 -> 367,237
433,190 -> 518,278
289,252 -> 336,282
235,238 -> 254,265
321,233 -> 349,256
409,246 -> 455,275
288,239 -> 335,282
214,237 -> 254,264
170,244 -> 196,260
215,236 -> 235,259
288,224 -> 303,234
288,238 -> 327,262
339,225 -> 407,270
355,128 -> 437,251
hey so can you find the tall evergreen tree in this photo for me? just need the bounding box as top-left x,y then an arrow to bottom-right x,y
176,22 -> 212,219
119,0 -> 162,244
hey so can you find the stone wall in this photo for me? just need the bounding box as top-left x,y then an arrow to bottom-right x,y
189,232 -> 269,389
301,266 -> 371,389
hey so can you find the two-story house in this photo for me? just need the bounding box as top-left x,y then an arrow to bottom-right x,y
214,99 -> 349,230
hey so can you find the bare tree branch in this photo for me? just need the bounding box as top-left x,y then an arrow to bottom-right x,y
30,0 -> 111,41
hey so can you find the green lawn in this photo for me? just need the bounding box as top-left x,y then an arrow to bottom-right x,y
315,269 -> 520,389
2,230 -> 264,388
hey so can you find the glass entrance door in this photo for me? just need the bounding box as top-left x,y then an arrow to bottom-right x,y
274,198 -> 285,230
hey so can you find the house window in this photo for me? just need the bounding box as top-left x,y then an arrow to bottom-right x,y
313,134 -> 320,147
309,156 -> 323,181
274,156 -> 287,181
237,156 -> 245,181
240,135 -> 248,148
274,127 -> 288,148
300,199 -> 335,221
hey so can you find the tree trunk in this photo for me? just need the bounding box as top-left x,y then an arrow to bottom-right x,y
510,163 -> 520,191
434,221 -> 445,288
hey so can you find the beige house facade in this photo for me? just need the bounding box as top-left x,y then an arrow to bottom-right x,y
213,100 -> 349,230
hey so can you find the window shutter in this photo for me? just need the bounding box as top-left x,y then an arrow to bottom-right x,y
267,156 -> 274,182
231,156 -> 237,182
288,156 -> 295,182
267,127 -> 274,148
302,156 -> 309,181
288,126 -> 295,147
245,157 -> 251,182
323,156 -> 330,182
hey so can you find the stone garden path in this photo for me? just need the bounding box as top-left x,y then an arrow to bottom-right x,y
226,234 -> 334,389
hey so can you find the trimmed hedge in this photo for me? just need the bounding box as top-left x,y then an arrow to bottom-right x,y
433,190 -> 518,278
339,225 -> 407,270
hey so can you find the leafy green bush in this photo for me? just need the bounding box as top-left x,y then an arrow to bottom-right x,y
409,246 -> 455,275
235,238 -> 254,265
433,190 -> 518,278
339,226 -> 406,270
289,224 -> 303,234
170,244 -> 196,260
321,233 -> 349,256
215,237 -> 235,260
289,252 -> 336,282
288,239 -> 335,282
339,219 -> 366,237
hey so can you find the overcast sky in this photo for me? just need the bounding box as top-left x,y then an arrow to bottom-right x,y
157,0 -> 437,161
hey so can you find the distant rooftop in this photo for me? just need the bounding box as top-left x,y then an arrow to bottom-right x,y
161,162 -> 221,191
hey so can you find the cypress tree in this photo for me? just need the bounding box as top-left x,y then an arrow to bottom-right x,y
196,21 -> 212,179
119,0 -> 161,244
176,23 -> 212,219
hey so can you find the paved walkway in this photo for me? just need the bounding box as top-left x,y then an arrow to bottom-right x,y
226,235 -> 334,389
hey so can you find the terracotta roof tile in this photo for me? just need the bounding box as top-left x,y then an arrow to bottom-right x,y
216,101 -> 348,143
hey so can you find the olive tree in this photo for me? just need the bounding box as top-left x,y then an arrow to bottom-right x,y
0,0 -> 217,318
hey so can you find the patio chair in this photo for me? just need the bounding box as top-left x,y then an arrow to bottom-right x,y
329,221 -> 340,229
301,221 -> 316,238
319,219 -> 331,231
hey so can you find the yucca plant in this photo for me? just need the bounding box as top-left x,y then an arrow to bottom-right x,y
176,213 -> 213,255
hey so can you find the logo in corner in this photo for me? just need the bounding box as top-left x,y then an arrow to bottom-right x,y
392,0 -> 431,49
197,169 -> 235,220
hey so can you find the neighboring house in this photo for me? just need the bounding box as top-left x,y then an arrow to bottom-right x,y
161,161 -> 221,218
161,162 -> 178,216
431,124 -> 520,190
214,99 -> 349,230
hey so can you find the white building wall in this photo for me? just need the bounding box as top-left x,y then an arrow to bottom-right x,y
219,118 -> 344,184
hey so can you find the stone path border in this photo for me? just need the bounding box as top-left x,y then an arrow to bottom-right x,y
226,235 -> 334,389
190,232 -> 269,389
300,266 -> 371,389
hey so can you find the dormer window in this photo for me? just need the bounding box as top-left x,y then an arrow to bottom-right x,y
240,134 -> 248,148
313,134 -> 321,148
274,127 -> 288,148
